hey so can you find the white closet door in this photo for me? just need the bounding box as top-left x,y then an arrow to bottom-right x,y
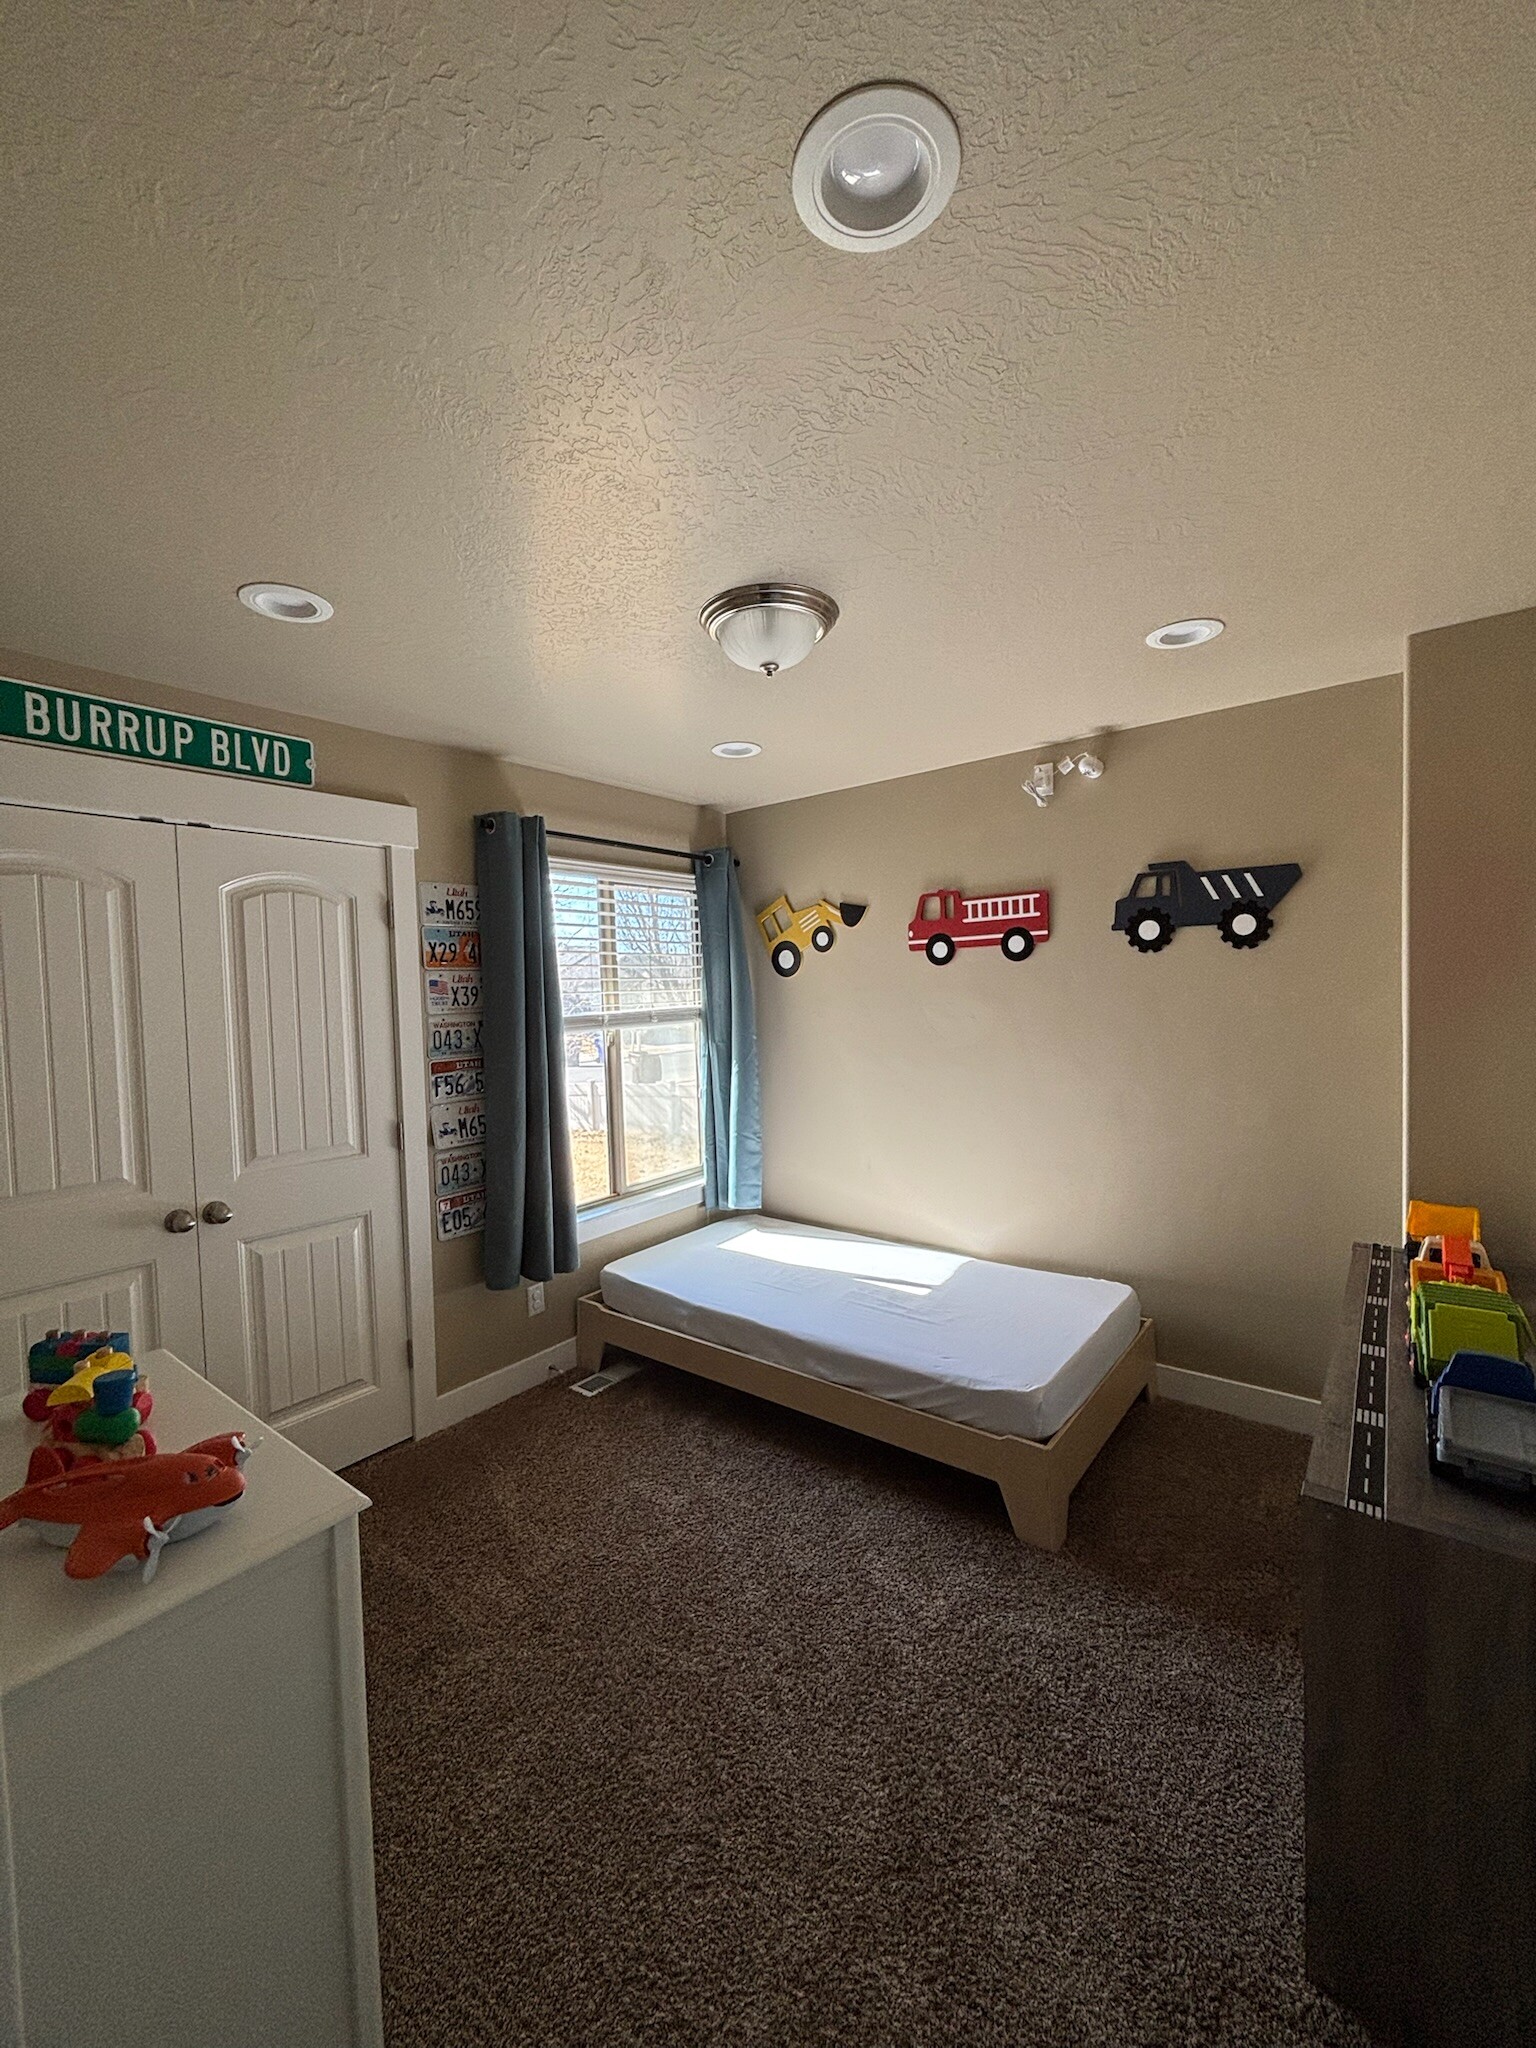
177,826 -> 413,1470
0,804 -> 205,1396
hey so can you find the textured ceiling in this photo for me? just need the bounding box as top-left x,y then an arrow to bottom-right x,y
2,2 -> 1533,807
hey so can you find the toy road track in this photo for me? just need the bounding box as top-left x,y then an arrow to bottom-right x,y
1344,1242 -> 1394,1518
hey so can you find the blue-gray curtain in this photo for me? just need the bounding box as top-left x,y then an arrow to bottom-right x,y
475,813 -> 578,1287
694,848 -> 762,1211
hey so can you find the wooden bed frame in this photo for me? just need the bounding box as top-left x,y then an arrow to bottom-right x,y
575,1291 -> 1157,1550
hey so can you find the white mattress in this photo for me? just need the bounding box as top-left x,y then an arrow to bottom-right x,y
599,1215 -> 1142,1441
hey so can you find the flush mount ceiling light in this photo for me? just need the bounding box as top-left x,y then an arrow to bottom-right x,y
237,582 -> 334,624
1146,617 -> 1224,650
712,741 -> 763,759
792,84 -> 961,252
700,583 -> 839,677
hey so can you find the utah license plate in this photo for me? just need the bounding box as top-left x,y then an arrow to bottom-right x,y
436,1188 -> 486,1239
431,1101 -> 488,1149
421,925 -> 480,968
429,1056 -> 484,1103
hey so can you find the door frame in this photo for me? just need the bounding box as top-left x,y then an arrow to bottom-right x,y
0,737 -> 439,1443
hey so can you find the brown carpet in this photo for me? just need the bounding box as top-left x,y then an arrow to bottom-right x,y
354,1365 -> 1373,2048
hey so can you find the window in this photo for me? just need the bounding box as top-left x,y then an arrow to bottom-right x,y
550,862 -> 705,1211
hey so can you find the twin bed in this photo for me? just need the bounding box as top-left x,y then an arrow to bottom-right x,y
578,1215 -> 1155,1548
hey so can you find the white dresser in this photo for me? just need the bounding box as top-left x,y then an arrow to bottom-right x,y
0,1351 -> 384,2048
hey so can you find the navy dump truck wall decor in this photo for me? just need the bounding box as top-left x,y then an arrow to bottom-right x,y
1112,859 -> 1303,953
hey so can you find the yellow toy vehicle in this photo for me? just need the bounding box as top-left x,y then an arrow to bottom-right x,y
756,895 -> 866,978
1405,1201 -> 1508,1295
1406,1200 -> 1482,1246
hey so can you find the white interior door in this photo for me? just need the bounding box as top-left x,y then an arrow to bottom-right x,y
0,804 -> 205,1397
176,826 -> 413,1469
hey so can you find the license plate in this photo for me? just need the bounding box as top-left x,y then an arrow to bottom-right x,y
422,925 -> 480,968
434,1148 -> 486,1195
436,1188 -> 486,1239
419,883 -> 480,927
432,1101 -> 487,1149
425,970 -> 483,1015
429,1056 -> 484,1102
429,1017 -> 483,1058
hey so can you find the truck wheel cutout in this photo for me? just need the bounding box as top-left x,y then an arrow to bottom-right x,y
925,934 -> 956,965
811,924 -> 835,953
1218,901 -> 1272,949
771,940 -> 802,977
1000,927 -> 1035,961
1128,910 -> 1175,954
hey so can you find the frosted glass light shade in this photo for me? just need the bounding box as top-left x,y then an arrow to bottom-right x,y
700,584 -> 839,676
793,85 -> 961,252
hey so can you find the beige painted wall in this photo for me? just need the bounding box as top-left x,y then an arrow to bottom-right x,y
1407,604 -> 1536,1293
728,676 -> 1404,1400
0,646 -> 722,1395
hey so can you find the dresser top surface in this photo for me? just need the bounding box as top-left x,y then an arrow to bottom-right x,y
1,1350 -> 367,1696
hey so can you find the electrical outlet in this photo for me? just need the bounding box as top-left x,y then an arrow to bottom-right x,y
527,1282 -> 546,1316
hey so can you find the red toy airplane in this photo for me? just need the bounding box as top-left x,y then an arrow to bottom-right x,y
0,1434 -> 254,1582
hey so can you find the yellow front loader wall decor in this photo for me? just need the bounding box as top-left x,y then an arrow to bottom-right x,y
756,895 -> 867,977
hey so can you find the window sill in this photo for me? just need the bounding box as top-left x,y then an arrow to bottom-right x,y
577,1178 -> 706,1248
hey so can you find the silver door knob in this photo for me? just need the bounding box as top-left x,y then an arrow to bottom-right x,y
202,1201 -> 234,1225
164,1208 -> 197,1233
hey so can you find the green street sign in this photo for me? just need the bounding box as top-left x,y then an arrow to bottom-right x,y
1,677 -> 315,787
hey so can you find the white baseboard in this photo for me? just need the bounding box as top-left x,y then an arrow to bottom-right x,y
1156,1363 -> 1319,1436
423,1336 -> 577,1436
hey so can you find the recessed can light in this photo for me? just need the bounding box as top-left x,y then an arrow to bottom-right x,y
238,582 -> 334,624
793,85 -> 961,253
1146,617 -> 1224,650
712,741 -> 763,759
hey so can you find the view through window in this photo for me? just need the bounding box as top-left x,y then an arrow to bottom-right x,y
550,862 -> 705,1208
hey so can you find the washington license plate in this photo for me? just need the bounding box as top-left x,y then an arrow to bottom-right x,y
429,1017 -> 483,1058
434,1148 -> 486,1195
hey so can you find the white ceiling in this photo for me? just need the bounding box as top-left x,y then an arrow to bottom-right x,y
2,2 -> 1532,808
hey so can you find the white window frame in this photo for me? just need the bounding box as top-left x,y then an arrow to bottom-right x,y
551,858 -> 707,1239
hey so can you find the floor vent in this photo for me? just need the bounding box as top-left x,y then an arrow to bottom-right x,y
570,1361 -> 644,1398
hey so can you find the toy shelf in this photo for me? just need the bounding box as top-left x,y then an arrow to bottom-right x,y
1302,1243 -> 1536,2048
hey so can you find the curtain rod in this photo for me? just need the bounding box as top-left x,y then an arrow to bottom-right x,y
547,828 -> 694,860
546,828 -> 735,867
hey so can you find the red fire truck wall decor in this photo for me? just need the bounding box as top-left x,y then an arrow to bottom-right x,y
907,887 -> 1050,965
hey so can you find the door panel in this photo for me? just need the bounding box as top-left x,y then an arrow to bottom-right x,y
0,859 -> 143,1196
228,880 -> 363,1169
0,805 -> 204,1398
241,1213 -> 377,1423
179,828 -> 411,1468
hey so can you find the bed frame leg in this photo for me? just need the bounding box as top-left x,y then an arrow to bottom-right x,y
1000,1478 -> 1070,1552
575,1303 -> 608,1379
